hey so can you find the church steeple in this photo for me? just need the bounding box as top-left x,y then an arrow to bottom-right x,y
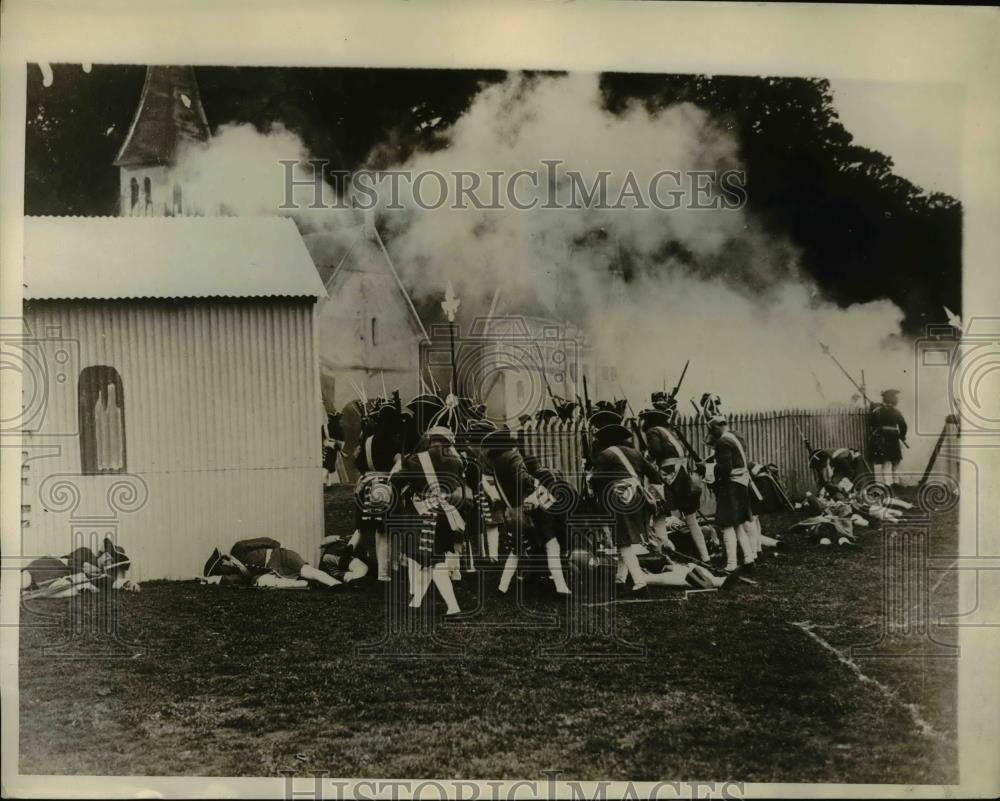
115,66 -> 211,216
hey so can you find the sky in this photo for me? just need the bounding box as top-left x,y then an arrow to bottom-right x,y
829,79 -> 964,199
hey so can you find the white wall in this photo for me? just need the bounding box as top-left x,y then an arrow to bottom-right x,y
21,298 -> 324,580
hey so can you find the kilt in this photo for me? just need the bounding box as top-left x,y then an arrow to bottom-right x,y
713,480 -> 752,528
871,431 -> 902,464
266,548 -> 306,579
662,471 -> 702,516
397,512 -> 459,567
599,479 -> 651,547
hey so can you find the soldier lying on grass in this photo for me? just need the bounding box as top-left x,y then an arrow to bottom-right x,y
21,538 -> 138,598
202,537 -> 367,589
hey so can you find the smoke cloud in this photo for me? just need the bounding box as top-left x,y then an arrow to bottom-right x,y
167,72 -> 950,476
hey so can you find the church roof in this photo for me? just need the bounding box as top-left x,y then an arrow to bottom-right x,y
23,216 -> 326,300
113,66 -> 211,167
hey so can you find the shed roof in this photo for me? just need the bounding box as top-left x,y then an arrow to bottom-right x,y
23,216 -> 326,300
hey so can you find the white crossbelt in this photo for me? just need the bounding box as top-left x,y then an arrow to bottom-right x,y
718,432 -> 762,500
607,446 -> 655,504
413,450 -> 465,532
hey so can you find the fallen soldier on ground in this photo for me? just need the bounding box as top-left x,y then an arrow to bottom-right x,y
202,537 -> 366,589
21,538 -> 138,598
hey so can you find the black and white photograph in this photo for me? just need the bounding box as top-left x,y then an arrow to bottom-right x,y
2,2 -> 998,798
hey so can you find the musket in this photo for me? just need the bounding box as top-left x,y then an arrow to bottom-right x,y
580,374 -> 593,473
533,343 -> 558,410
672,425 -> 703,463
795,424 -> 815,456
618,384 -> 646,450
668,359 -> 690,401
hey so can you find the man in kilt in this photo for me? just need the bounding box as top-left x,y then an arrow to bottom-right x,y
870,389 -> 907,488
353,399 -> 404,581
389,424 -> 466,615
588,412 -> 661,596
702,395 -> 756,573
639,403 -> 711,563
477,428 -> 570,595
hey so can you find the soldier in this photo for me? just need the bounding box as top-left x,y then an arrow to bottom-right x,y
702,396 -> 756,573
353,399 -> 404,581
21,539 -> 137,597
389,424 -> 466,615
461,419 -> 502,563
588,413 -> 661,595
401,393 -> 446,454
870,389 -> 907,487
322,411 -> 345,486
203,537 -> 366,589
479,428 -> 571,596
638,402 -> 711,562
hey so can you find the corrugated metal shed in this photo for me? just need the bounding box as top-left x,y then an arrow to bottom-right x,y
23,216 -> 326,300
21,216 -> 326,580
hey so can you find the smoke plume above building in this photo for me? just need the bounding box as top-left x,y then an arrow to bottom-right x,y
168,70 -> 946,468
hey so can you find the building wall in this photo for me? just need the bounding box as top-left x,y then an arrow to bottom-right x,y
119,165 -> 206,217
21,298 -> 324,580
317,266 -> 425,412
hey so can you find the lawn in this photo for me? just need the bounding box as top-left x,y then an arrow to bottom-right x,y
18,487 -> 958,783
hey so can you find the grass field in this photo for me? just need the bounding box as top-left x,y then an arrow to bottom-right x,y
18,486 -> 958,783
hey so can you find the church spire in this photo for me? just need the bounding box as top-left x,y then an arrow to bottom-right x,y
114,66 -> 210,168
115,66 -> 211,216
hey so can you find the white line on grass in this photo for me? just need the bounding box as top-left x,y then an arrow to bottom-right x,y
929,558 -> 959,595
790,621 -> 944,741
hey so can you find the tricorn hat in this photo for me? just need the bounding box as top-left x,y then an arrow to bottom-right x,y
535,408 -> 559,424
481,427 -> 518,452
203,547 -> 223,577
880,388 -> 900,402
594,423 -> 634,448
589,409 -> 623,430
638,408 -> 672,430
461,418 -> 498,446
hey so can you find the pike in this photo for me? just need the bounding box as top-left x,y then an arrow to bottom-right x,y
817,340 -> 869,405
441,282 -> 461,397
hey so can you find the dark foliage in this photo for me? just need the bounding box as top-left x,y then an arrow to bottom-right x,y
24,67 -> 960,334
600,74 -> 962,334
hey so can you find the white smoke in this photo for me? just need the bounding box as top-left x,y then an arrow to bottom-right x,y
165,72 -> 950,478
